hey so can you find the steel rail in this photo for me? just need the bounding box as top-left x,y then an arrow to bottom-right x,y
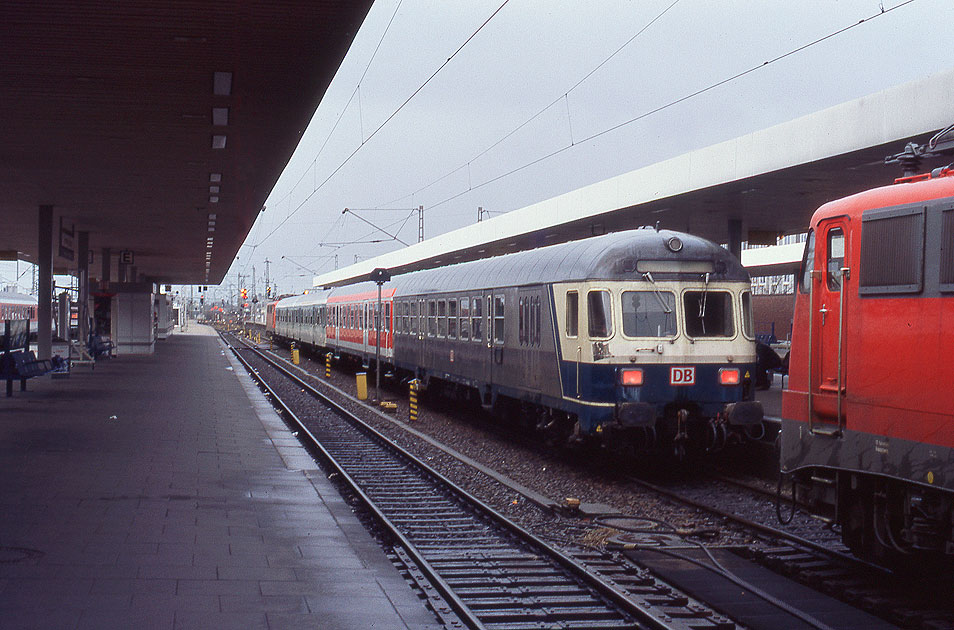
223,333 -> 688,630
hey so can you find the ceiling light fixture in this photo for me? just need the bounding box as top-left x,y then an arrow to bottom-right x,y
209,173 -> 221,182
211,135 -> 226,149
209,186 -> 219,194
208,213 -> 216,220
209,196 -> 219,203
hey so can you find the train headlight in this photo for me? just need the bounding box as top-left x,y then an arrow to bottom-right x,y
619,368 -> 643,386
719,368 -> 740,386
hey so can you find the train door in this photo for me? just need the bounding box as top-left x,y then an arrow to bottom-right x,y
489,293 -> 505,386
809,217 -> 850,433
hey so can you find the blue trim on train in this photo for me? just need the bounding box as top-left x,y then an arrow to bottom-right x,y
560,360 -> 754,409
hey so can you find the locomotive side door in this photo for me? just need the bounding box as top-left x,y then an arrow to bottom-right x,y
809,218 -> 850,433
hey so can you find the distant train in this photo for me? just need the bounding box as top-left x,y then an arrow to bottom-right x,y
781,163 -> 954,566
0,291 -> 38,336
268,227 -> 764,458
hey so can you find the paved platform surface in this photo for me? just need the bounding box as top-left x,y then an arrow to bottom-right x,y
0,325 -> 440,629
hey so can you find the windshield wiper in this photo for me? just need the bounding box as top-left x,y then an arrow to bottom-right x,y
698,272 -> 710,334
642,272 -> 673,313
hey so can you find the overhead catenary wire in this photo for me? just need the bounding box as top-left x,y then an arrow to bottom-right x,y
252,0 -> 511,250
423,0 -> 916,212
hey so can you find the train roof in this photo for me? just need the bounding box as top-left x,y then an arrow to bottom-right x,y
0,291 -> 38,305
327,228 -> 748,297
813,169 -> 954,225
273,289 -> 331,310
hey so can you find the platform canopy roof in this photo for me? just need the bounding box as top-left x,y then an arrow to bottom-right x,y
314,67 -> 954,287
0,0 -> 372,285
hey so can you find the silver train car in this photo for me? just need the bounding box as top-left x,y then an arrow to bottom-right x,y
270,228 -> 763,457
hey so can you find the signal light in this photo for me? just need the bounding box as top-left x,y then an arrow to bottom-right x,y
619,368 -> 643,386
719,368 -> 740,385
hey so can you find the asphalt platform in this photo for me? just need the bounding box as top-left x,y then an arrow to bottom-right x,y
0,324 -> 440,629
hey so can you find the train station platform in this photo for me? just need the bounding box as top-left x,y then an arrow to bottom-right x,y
0,324 -> 439,629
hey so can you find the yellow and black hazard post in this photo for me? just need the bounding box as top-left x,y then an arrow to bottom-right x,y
408,379 -> 420,421
325,352 -> 332,378
291,342 -> 299,365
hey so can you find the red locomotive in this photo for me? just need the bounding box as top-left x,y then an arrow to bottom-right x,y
780,131 -> 954,566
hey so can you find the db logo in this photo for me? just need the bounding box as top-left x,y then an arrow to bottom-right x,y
670,366 -> 695,385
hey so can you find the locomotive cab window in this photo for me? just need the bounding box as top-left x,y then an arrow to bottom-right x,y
740,291 -> 754,339
827,228 -> 846,291
621,290 -> 675,338
587,290 -> 613,338
565,291 -> 578,338
799,229 -> 816,293
684,291 -> 734,338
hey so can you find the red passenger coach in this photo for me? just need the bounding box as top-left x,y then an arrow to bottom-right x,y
780,164 -> 954,566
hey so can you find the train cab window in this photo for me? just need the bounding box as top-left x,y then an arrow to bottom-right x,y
799,229 -> 815,293
447,299 -> 458,339
684,291 -> 734,338
459,297 -> 471,340
587,290 -> 613,338
493,295 -> 505,344
427,300 -> 437,337
621,290 -> 675,337
740,291 -> 754,339
472,296 -> 483,341
827,228 -> 845,291
565,291 -> 578,338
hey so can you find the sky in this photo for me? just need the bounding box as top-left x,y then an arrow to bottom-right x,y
3,0 -> 951,300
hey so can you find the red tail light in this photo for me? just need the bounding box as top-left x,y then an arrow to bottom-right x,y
619,368 -> 643,386
719,368 -> 740,385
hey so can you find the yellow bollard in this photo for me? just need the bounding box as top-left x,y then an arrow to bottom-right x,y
356,372 -> 368,400
325,352 -> 332,378
408,379 -> 420,421
291,343 -> 300,365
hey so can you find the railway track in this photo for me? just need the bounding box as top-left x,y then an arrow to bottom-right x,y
228,330 -> 954,629
222,332 -> 735,630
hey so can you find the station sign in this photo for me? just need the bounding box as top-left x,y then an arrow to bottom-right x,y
119,249 -> 134,265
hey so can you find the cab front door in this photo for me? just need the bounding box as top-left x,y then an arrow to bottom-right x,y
809,218 -> 850,432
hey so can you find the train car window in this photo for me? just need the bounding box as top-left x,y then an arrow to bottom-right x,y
518,297 -> 526,345
826,228 -> 846,291
799,229 -> 815,293
859,207 -> 925,294
683,291 -> 734,338
385,302 -> 391,332
493,295 -> 505,344
587,290 -> 613,338
565,291 -> 578,337
410,301 -> 419,335
740,291 -> 754,339
437,300 -> 447,337
621,290 -> 676,337
532,296 -> 541,346
447,299 -> 457,338
428,300 -> 437,337
459,297 -> 471,340
472,296 -> 482,341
